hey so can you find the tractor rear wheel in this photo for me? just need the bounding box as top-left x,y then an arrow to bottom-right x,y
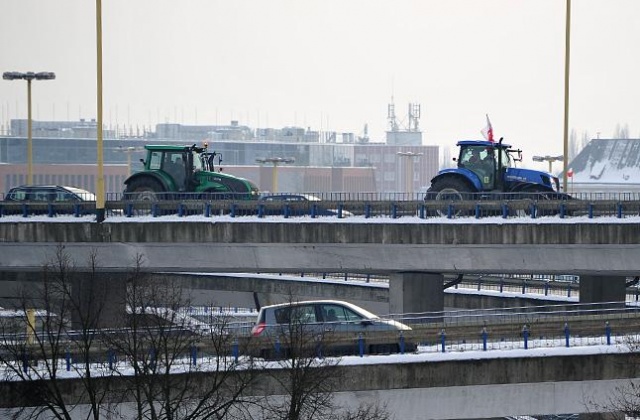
124,177 -> 164,201
428,177 -> 474,216
518,186 -> 558,217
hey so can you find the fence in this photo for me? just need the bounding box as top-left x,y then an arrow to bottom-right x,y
3,191 -> 640,220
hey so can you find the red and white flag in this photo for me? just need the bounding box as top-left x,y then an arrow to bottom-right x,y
567,168 -> 574,178
480,114 -> 494,142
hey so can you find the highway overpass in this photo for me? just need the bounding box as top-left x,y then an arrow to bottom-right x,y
0,220 -> 635,315
0,349 -> 636,419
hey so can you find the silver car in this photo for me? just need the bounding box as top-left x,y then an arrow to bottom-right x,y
251,299 -> 413,358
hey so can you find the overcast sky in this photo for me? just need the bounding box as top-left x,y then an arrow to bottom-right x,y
2,1 -> 639,171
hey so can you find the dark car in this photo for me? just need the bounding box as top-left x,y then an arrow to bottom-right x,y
258,193 -> 352,217
3,185 -> 96,215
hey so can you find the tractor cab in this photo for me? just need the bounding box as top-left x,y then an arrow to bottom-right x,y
143,145 -> 204,191
455,139 -> 523,191
457,142 -> 497,190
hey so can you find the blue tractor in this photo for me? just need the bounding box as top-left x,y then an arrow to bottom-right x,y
427,138 -> 568,200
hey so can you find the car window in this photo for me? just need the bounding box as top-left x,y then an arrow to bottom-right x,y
8,189 -> 27,201
274,307 -> 289,324
33,190 -> 53,201
57,191 -> 76,201
292,305 -> 316,323
274,304 -> 317,324
321,304 -> 363,323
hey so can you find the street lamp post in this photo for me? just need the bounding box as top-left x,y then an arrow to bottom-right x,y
532,155 -> 564,174
397,151 -> 423,196
562,0 -> 572,192
96,0 -> 106,222
3,71 -> 55,185
256,157 -> 295,193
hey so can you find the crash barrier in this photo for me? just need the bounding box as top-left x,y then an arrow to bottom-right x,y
7,319 -> 625,374
3,194 -> 640,220
5,302 -> 638,373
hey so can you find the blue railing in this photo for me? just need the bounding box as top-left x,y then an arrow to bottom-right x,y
2,191 -> 640,220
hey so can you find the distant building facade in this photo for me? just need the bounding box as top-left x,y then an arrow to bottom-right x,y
0,119 -> 439,195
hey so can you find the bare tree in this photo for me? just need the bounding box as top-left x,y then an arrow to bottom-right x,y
101,255 -> 257,419
252,292 -> 391,420
0,245 -> 118,419
614,123 -> 630,139
583,334 -> 640,419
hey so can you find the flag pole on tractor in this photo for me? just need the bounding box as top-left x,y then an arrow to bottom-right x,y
481,114 -> 494,143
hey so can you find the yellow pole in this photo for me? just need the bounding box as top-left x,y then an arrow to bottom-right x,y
562,0 -> 571,192
27,79 -> 33,185
96,0 -> 105,221
26,308 -> 35,345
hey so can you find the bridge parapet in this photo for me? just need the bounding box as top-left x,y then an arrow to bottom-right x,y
1,221 -> 640,245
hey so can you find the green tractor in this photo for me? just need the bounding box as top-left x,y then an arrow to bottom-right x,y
123,144 -> 260,200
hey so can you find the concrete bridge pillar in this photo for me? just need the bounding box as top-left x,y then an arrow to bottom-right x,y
579,275 -> 626,305
389,272 -> 444,316
71,274 -> 126,329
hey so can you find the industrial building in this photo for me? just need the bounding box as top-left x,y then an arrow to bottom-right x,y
0,105 -> 440,196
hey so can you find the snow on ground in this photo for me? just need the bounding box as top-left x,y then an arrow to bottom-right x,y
3,336 -> 631,381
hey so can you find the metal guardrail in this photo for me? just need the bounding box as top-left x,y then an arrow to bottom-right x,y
2,193 -> 640,220
2,302 -> 636,369
262,272 -> 640,304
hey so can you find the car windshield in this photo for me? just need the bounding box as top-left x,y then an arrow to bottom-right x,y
341,303 -> 380,320
65,187 -> 96,201
322,303 -> 365,322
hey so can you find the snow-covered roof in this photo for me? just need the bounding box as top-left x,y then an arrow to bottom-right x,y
569,139 -> 640,184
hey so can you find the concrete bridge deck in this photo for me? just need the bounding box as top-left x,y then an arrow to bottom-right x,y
0,348 -> 635,419
0,220 -> 634,319
1,220 -> 639,275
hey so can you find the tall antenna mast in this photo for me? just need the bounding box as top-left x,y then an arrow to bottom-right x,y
408,103 -> 421,131
388,96 -> 398,132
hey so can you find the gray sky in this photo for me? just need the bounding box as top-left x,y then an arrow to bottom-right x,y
1,0 -> 639,172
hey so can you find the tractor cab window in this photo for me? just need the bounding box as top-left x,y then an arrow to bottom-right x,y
148,152 -> 162,170
162,152 -> 187,188
460,146 -> 496,189
499,148 -> 512,168
192,150 -> 205,172
460,146 -> 494,169
163,152 -> 184,168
